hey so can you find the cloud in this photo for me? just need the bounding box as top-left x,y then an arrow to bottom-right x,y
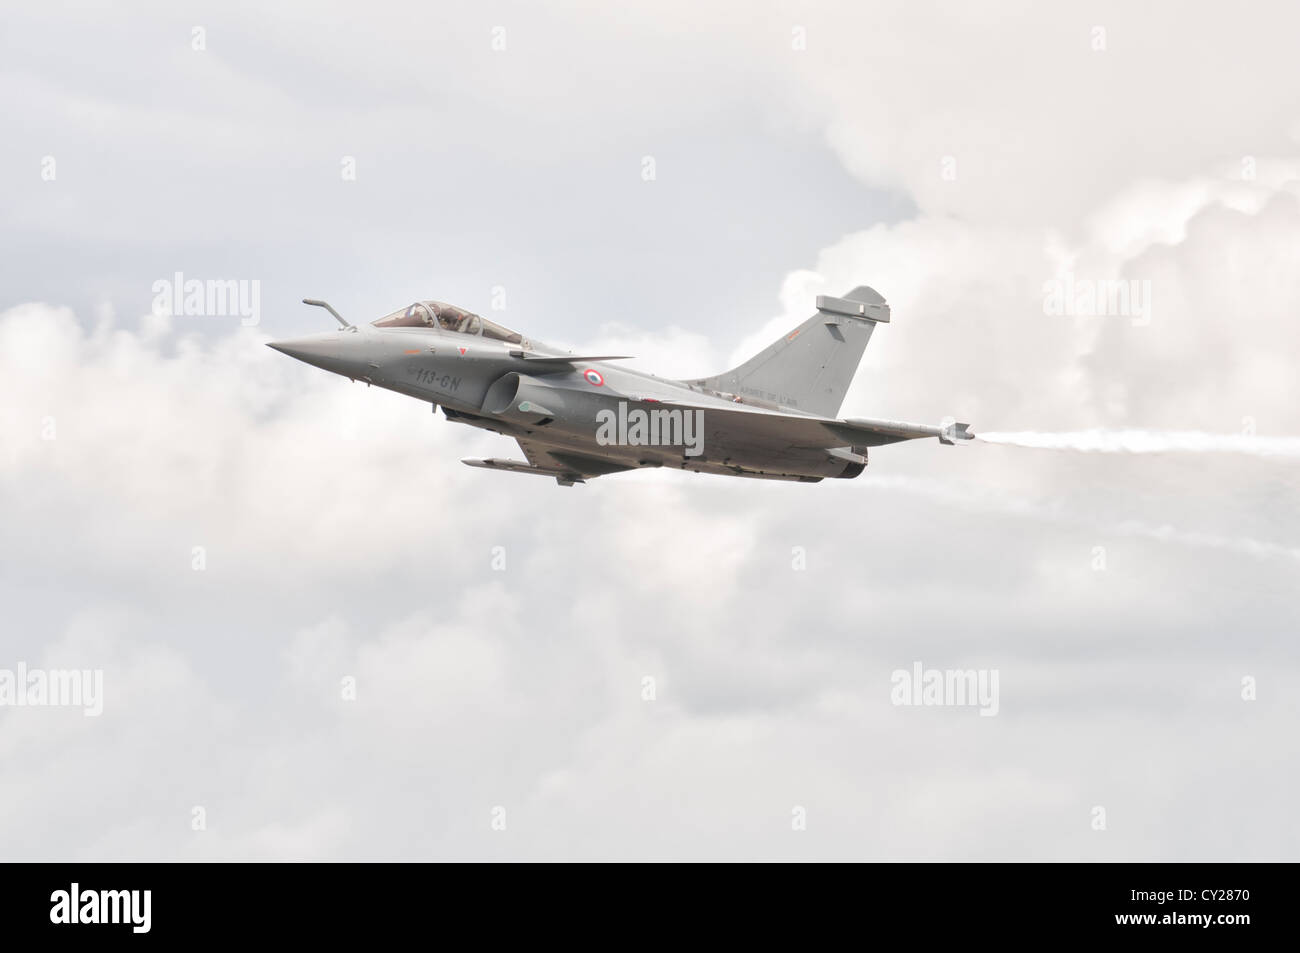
794,2 -> 1300,227
2,1 -> 1298,860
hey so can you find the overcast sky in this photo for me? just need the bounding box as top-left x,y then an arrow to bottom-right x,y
2,1 -> 1298,860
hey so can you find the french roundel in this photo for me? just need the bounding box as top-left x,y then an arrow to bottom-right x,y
583,368 -> 605,386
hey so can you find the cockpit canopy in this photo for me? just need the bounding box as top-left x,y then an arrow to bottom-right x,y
373,300 -> 521,343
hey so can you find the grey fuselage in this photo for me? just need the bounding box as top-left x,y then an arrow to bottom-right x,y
269,320 -> 865,482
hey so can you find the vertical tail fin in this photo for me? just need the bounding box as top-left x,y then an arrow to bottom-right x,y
693,286 -> 889,418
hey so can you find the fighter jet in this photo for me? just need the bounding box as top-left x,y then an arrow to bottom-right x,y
268,287 -> 972,485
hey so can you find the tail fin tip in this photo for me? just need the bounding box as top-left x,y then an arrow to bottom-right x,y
816,285 -> 890,323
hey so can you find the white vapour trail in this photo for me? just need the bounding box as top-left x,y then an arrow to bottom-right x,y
976,429 -> 1300,457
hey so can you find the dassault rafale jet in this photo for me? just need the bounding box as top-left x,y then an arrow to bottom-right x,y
269,286 -> 972,485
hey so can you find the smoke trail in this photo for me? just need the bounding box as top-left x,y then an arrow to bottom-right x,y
976,429 -> 1300,457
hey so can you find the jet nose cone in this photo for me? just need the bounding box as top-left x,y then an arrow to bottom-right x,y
266,332 -> 347,374
266,335 -> 335,360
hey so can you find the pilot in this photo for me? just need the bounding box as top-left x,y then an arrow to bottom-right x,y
437,307 -> 469,333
